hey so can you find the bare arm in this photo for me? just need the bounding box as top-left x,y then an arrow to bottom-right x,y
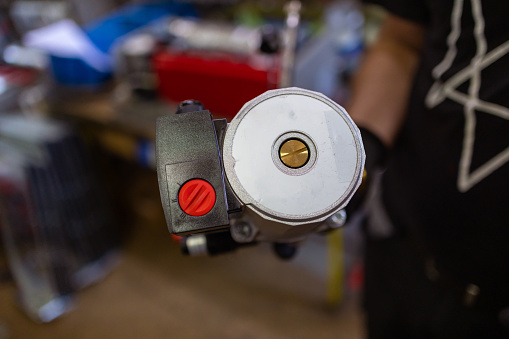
348,14 -> 426,147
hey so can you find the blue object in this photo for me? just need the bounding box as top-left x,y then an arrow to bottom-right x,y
137,139 -> 155,168
50,2 -> 196,86
50,55 -> 112,85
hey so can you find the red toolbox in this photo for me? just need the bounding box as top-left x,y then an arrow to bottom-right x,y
153,49 -> 279,119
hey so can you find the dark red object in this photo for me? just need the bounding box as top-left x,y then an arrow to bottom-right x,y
153,49 -> 279,119
178,179 -> 216,216
0,65 -> 39,86
170,234 -> 183,243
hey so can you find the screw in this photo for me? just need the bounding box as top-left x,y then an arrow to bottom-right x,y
176,100 -> 204,114
328,210 -> 347,228
279,138 -> 309,168
231,222 -> 255,243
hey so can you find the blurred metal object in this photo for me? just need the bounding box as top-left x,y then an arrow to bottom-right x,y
182,231 -> 244,256
168,18 -> 262,55
3,44 -> 47,69
230,222 -> 257,243
0,116 -> 119,322
0,164 -> 75,323
184,235 -> 208,256
327,210 -> 347,229
292,0 -> 364,99
164,17 -> 282,56
279,1 -> 301,88
116,33 -> 158,97
176,99 -> 205,114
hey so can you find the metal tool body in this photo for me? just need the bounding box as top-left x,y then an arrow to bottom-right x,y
156,87 -> 365,257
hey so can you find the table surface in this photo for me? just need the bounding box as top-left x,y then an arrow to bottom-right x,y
0,209 -> 364,339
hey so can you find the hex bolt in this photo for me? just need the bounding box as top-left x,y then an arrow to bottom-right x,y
176,100 -> 205,114
328,209 -> 347,228
230,222 -> 256,243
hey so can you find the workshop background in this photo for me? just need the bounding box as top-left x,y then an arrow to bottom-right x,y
0,0 -> 385,338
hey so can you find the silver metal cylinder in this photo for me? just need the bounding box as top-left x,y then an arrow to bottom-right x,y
185,235 -> 208,256
222,88 -> 365,240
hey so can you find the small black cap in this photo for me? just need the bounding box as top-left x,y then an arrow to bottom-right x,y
273,242 -> 298,260
176,100 -> 205,114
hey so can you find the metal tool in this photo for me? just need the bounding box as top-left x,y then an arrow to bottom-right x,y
156,87 -> 365,258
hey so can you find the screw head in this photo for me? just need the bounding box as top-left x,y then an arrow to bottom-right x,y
279,138 -> 309,168
328,210 -> 347,228
230,222 -> 256,243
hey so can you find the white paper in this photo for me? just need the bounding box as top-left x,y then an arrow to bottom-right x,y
23,19 -> 112,72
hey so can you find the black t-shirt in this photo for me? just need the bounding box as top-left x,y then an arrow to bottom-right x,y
371,0 -> 509,301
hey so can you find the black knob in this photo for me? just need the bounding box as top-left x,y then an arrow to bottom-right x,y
273,242 -> 298,260
176,100 -> 205,114
260,25 -> 280,54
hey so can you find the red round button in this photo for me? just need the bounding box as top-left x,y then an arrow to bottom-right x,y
178,179 -> 216,216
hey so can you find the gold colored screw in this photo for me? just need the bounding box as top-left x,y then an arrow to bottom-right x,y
279,139 -> 309,168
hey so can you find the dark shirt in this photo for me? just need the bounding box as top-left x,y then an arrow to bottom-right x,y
370,0 -> 509,302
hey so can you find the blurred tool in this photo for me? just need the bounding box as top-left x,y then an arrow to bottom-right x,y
116,33 -> 158,98
279,1 -> 301,87
0,116 -> 119,322
293,0 -> 364,101
167,18 -> 263,55
156,87 -> 365,259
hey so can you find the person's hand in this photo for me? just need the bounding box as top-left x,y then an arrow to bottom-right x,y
345,127 -> 388,218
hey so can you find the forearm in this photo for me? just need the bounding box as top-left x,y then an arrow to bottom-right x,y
349,14 -> 425,147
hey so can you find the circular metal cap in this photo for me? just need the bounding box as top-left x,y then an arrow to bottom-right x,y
178,179 -> 216,216
279,139 -> 309,168
222,88 -> 365,225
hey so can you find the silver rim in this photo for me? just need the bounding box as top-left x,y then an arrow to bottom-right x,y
222,87 -> 365,225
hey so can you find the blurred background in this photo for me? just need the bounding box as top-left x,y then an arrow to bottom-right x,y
0,0 -> 386,337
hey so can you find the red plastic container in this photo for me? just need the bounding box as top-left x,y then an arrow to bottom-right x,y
153,49 -> 279,119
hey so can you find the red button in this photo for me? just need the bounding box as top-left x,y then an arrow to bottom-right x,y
178,179 -> 216,216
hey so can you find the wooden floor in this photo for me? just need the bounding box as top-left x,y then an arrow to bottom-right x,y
0,213 -> 364,339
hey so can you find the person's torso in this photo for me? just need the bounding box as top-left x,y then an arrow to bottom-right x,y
382,0 -> 509,299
